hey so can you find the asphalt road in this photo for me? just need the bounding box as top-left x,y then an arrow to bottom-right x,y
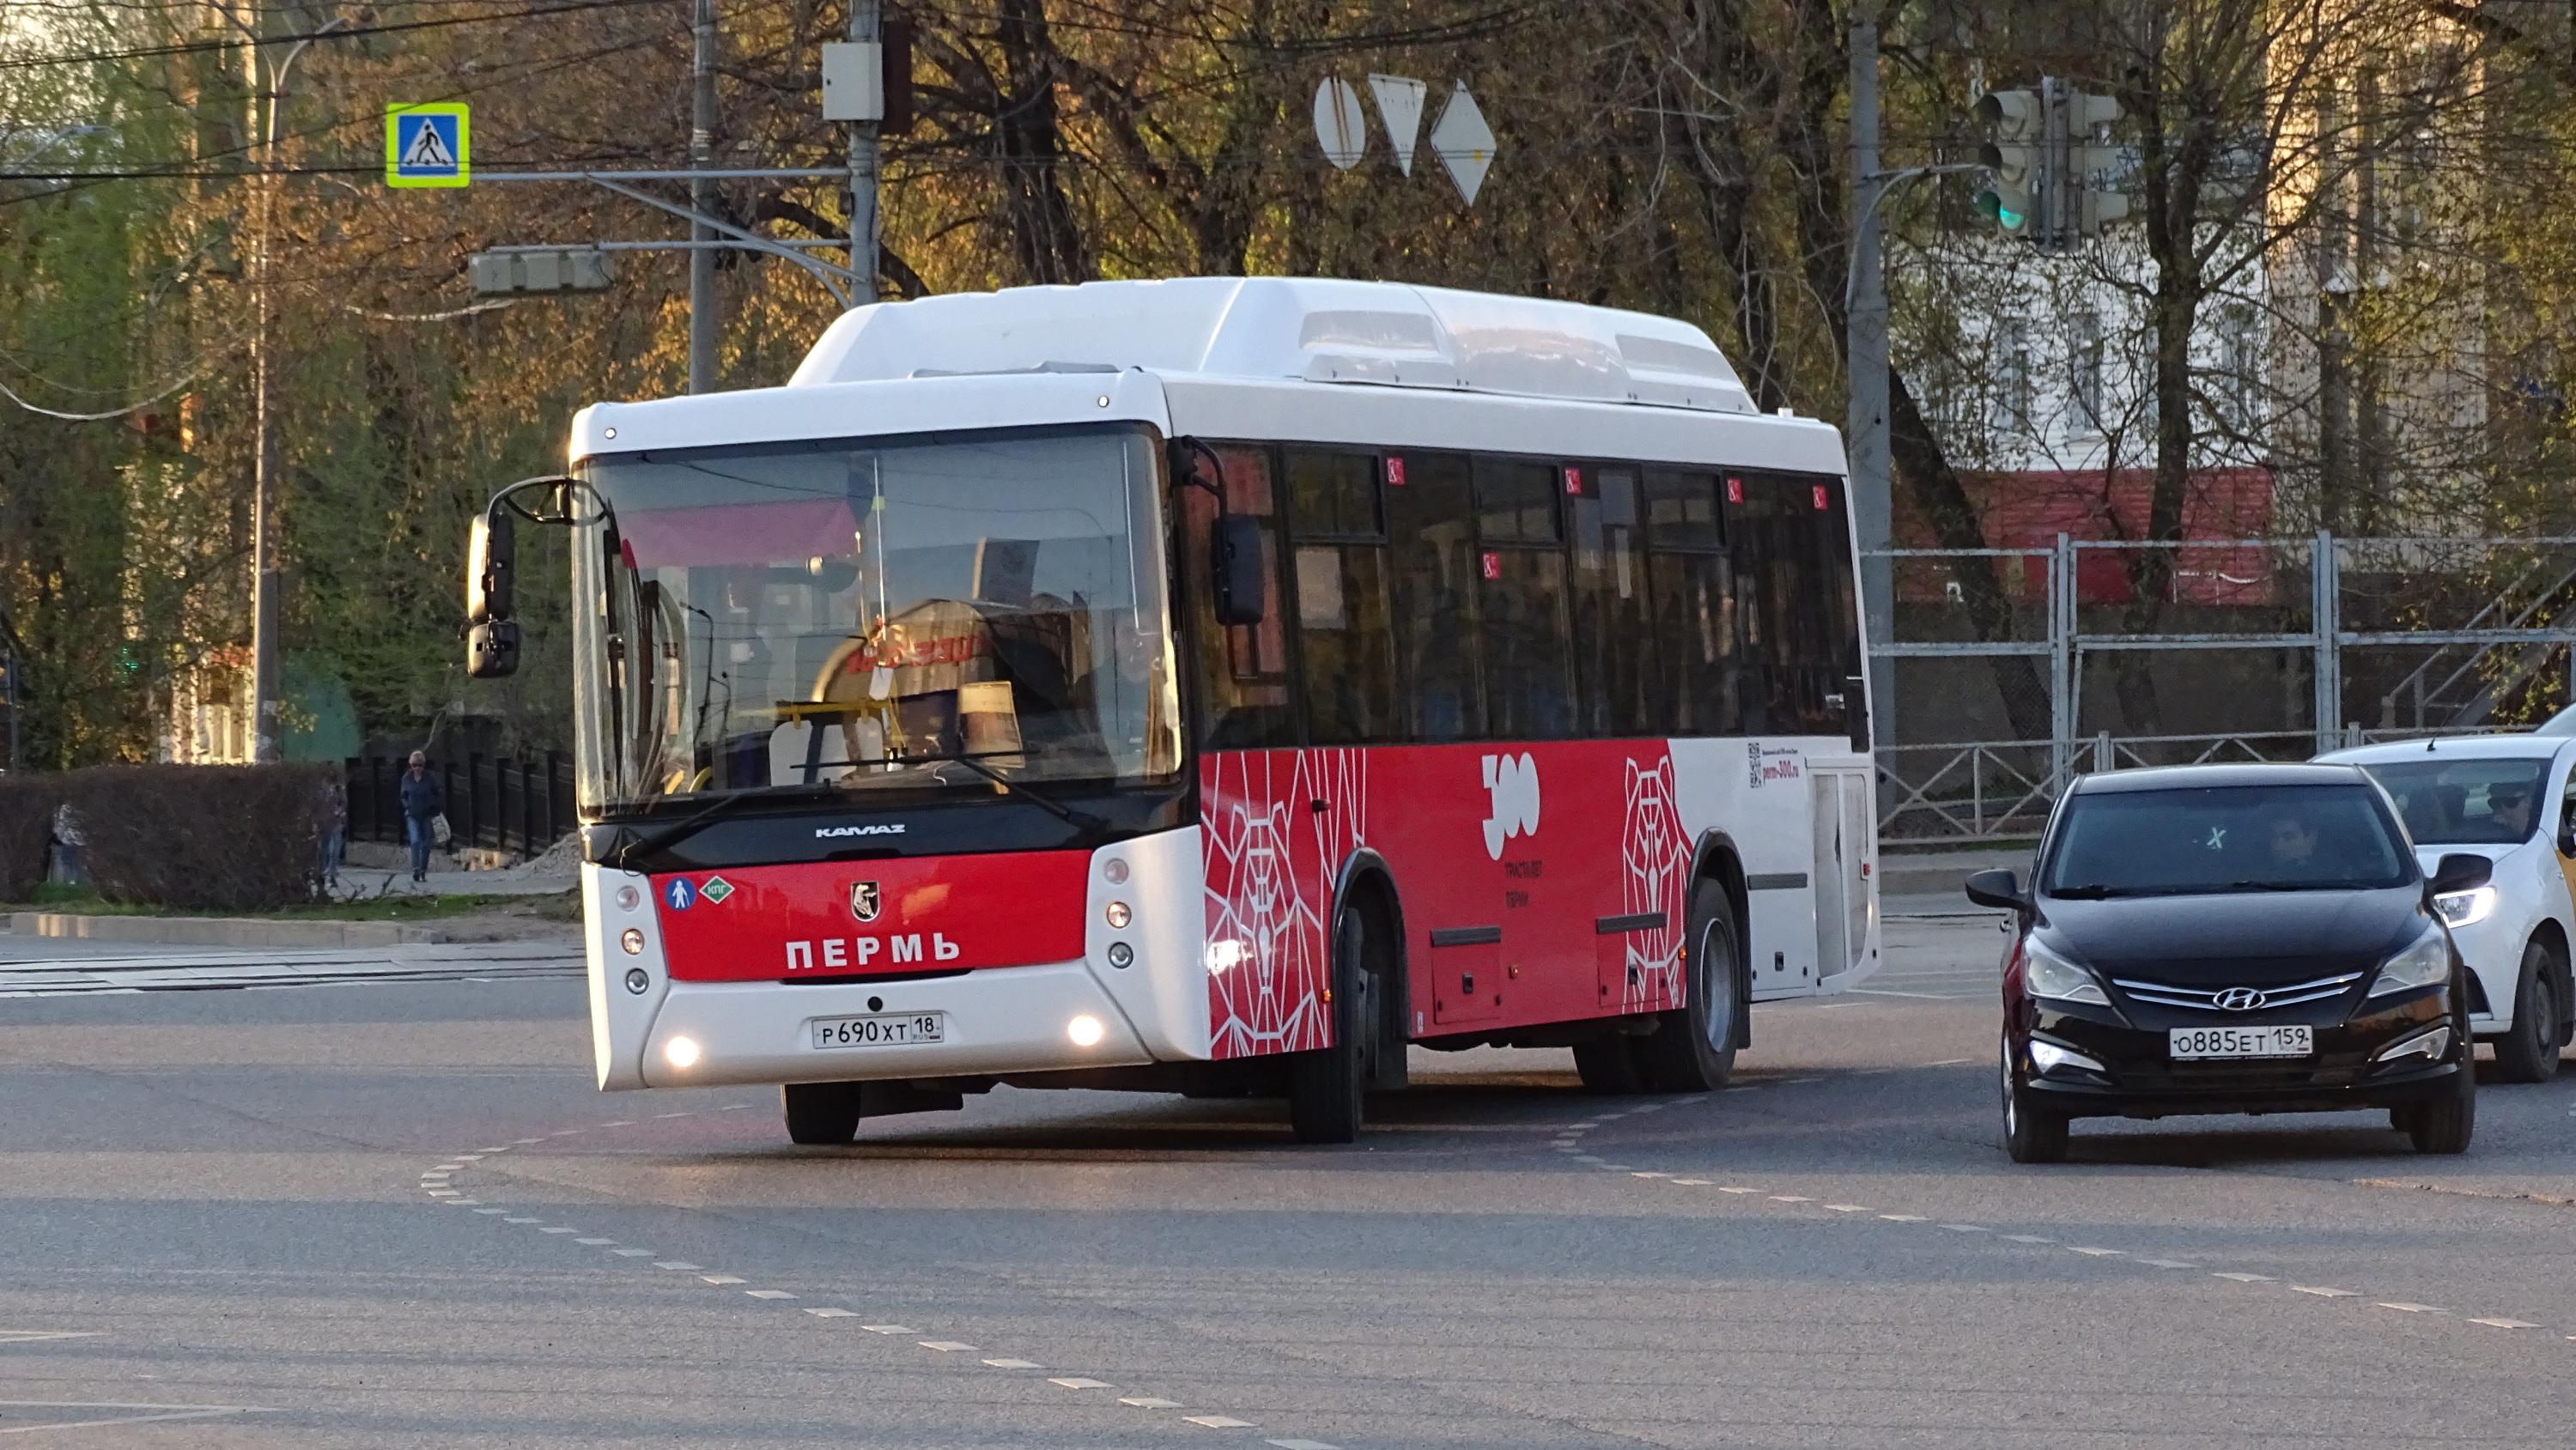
3,913 -> 2574,1447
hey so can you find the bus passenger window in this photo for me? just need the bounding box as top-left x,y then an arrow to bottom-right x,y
1475,457 -> 1574,741
1571,467 -> 1654,737
1284,449 -> 1394,744
1385,452 -> 1483,742
1728,473 -> 1855,734
1644,469 -> 1740,737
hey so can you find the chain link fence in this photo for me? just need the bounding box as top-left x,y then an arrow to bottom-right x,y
1870,532 -> 2576,842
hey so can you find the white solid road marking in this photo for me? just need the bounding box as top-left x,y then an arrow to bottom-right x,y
1849,988 -> 1956,1000
700,1275 -> 746,1285
1185,1416 -> 1257,1429
1048,1377 -> 1112,1389
1925,1058 -> 1973,1066
0,1332 -> 103,1344
981,1358 -> 1042,1369
2214,1272 -> 2275,1283
1119,1397 -> 1183,1409
744,1290 -> 798,1301
920,1341 -> 977,1352
2378,1303 -> 2447,1313
2468,1318 -> 2539,1329
2291,1286 -> 2359,1297
0,1400 -> 275,1433
805,1308 -> 858,1319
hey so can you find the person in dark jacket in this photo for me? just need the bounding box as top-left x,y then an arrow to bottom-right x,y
398,751 -> 443,883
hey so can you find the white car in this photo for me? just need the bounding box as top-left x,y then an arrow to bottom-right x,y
2316,735 -> 2576,1080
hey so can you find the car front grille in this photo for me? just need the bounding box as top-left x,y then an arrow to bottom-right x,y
2109,971 -> 2365,1011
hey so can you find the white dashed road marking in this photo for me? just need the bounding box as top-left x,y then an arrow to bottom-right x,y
2379,1303 -> 2446,1314
1048,1377 -> 1112,1389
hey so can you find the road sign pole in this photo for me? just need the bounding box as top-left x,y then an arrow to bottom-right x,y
849,0 -> 880,304
689,0 -> 720,393
1845,14 -> 1893,749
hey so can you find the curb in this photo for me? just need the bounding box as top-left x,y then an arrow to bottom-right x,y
7,913 -> 440,949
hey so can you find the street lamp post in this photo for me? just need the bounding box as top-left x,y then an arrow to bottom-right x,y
234,11 -> 349,763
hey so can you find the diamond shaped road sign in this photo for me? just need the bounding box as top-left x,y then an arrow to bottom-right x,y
1428,82 -> 1495,206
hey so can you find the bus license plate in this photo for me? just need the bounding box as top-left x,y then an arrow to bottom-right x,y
811,1013 -> 946,1049
2169,1024 -> 2312,1060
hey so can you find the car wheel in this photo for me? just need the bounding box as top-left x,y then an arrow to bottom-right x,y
1636,881 -> 1742,1092
2404,1059 -> 2476,1155
2493,940 -> 2561,1084
2000,1033 -> 2069,1164
1286,908 -> 1370,1144
781,1082 -> 861,1145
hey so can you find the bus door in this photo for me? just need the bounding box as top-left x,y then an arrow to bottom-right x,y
1809,766 -> 1872,982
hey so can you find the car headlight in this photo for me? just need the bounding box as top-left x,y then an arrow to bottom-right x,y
2022,938 -> 2110,1006
2369,928 -> 2451,998
2433,885 -> 2496,928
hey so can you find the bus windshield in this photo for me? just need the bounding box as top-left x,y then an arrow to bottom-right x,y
569,425 -> 1181,813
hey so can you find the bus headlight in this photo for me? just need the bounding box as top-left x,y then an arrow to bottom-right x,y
1067,1015 -> 1105,1047
664,1035 -> 702,1070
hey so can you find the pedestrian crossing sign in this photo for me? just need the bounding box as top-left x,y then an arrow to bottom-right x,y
386,104 -> 469,188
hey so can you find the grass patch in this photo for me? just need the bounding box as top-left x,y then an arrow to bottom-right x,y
5,885 -> 578,922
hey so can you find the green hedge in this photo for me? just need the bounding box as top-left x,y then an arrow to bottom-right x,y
9,764 -> 335,912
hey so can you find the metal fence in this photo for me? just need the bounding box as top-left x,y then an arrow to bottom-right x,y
1872,532 -> 2576,840
347,751 -> 575,855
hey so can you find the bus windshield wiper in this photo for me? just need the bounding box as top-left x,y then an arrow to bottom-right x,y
904,752 -> 1109,834
605,786 -> 831,868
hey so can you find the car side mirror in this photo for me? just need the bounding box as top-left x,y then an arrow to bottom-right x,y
466,510 -> 515,624
2558,818 -> 2576,859
1964,867 -> 2025,911
1212,514 -> 1267,627
2427,852 -> 2491,901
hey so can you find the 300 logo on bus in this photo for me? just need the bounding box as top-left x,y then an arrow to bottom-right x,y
1482,752 -> 1540,859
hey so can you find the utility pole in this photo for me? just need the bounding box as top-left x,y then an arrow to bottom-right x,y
849,0 -> 880,298
1845,15 -> 1893,749
689,0 -> 720,392
246,2 -> 280,762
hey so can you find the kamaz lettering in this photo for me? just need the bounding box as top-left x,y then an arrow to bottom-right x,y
814,823 -> 907,839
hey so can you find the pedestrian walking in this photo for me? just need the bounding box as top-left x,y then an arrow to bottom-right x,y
398,751 -> 445,883
314,777 -> 348,891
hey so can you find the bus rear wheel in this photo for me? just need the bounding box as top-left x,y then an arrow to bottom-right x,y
782,1082 -> 862,1145
1287,908 -> 1373,1144
1637,880 -> 1741,1092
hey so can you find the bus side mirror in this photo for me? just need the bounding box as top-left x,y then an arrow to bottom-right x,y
1212,514 -> 1267,627
467,510 -> 515,624
1842,672 -> 1869,751
466,618 -> 522,678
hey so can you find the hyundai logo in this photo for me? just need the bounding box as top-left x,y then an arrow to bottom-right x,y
2215,986 -> 2269,1012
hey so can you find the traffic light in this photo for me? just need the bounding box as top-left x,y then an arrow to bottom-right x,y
2069,89 -> 2129,237
467,247 -> 616,296
1974,88 -> 2044,238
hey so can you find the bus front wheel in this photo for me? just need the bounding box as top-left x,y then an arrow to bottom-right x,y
1288,908 -> 1372,1144
782,1082 -> 862,1145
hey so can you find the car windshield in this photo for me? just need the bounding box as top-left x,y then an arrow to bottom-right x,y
569,425 -> 1181,813
2042,782 -> 2414,897
2354,757 -> 2549,846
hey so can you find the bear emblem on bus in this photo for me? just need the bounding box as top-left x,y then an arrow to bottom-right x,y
1481,752 -> 1540,860
849,881 -> 882,923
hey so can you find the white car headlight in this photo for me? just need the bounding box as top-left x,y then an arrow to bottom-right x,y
2023,938 -> 2110,1006
2433,885 -> 2496,928
2369,929 -> 2451,998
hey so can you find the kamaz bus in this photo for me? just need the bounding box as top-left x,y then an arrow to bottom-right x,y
461,277 -> 1877,1145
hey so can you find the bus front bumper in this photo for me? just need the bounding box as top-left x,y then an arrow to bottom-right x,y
632,961 -> 1158,1089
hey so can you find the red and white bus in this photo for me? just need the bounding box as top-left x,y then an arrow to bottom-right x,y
463,278 -> 1877,1144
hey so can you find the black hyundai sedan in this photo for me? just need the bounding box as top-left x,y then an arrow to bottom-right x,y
1969,762 -> 2491,1163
